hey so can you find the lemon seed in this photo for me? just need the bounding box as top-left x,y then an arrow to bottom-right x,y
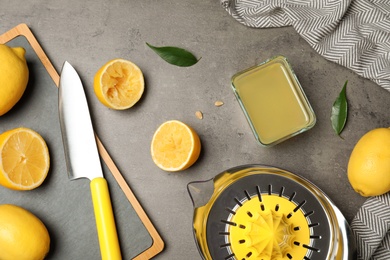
214,101 -> 224,107
195,111 -> 203,120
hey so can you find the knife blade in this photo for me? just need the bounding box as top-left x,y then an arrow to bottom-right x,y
59,61 -> 121,260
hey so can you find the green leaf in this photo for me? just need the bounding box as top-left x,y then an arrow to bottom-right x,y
331,80 -> 348,135
146,42 -> 199,67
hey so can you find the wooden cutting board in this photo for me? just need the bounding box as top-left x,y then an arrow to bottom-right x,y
0,23 -> 164,260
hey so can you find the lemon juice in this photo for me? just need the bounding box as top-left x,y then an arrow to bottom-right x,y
231,56 -> 316,146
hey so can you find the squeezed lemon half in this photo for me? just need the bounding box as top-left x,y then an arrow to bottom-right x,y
94,58 -> 144,110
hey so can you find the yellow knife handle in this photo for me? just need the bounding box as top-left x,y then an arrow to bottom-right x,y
90,177 -> 122,260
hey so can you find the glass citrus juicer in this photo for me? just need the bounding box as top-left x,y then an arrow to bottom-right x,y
187,165 -> 356,259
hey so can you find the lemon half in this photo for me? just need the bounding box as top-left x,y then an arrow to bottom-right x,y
94,58 -> 144,110
151,120 -> 201,172
0,127 -> 50,190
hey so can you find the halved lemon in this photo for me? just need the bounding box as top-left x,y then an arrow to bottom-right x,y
0,127 -> 50,190
151,120 -> 201,172
94,58 -> 144,110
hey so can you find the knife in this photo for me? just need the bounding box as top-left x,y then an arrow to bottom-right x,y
59,61 -> 121,260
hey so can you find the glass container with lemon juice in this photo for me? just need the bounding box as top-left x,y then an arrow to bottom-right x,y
231,56 -> 316,146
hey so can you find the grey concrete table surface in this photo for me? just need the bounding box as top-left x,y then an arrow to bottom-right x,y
2,0 -> 390,259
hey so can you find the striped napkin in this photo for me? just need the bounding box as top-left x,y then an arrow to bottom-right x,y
221,0 -> 390,258
351,194 -> 390,259
220,0 -> 390,92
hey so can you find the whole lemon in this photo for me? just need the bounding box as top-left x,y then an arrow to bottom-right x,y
0,204 -> 50,260
0,44 -> 29,116
348,128 -> 390,197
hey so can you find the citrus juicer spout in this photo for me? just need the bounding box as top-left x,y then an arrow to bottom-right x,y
187,178 -> 215,209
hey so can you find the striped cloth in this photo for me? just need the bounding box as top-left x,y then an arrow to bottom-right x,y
220,0 -> 390,92
350,194 -> 390,260
221,1 -> 390,259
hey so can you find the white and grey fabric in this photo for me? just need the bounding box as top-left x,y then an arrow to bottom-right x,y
220,0 -> 390,92
351,194 -> 390,260
221,1 -> 390,259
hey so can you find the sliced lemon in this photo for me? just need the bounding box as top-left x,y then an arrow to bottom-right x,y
151,120 -> 201,172
94,58 -> 144,110
0,127 -> 50,190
